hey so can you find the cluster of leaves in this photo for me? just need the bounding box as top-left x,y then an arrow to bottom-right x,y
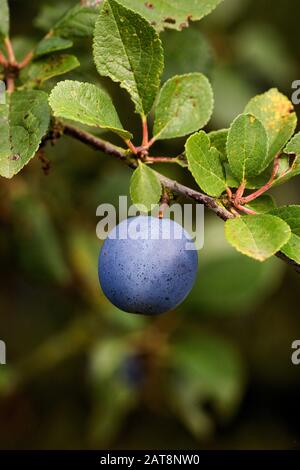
1,0 -> 300,270
2,0 -> 298,444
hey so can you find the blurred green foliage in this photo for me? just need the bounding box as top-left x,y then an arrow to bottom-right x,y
0,0 -> 300,451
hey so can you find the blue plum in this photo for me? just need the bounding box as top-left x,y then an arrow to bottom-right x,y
98,216 -> 198,315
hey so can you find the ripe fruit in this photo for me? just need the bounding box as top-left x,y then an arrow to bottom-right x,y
98,216 -> 198,315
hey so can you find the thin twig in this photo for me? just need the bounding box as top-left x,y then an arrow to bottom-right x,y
0,51 -> 8,68
18,50 -> 34,69
242,155 -> 280,204
59,123 -> 300,272
4,37 -> 16,65
63,123 -> 132,162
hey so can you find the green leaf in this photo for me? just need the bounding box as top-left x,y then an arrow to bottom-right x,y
245,195 -> 276,214
186,131 -> 226,197
284,131 -> 300,157
270,206 -> 300,264
0,90 -> 50,178
93,0 -> 164,117
53,4 -> 100,38
34,4 -> 71,32
209,129 -> 228,161
49,80 -> 131,140
21,54 -> 80,86
0,0 -> 9,38
119,0 -> 224,32
34,36 -> 73,59
130,163 -> 162,211
225,214 -> 291,261
245,88 -> 297,161
153,73 -> 213,141
227,113 -> 269,181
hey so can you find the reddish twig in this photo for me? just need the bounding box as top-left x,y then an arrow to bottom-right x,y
142,117 -> 149,148
0,51 -> 8,68
18,50 -> 34,69
57,123 -> 300,272
144,156 -> 180,164
4,37 -> 16,65
241,155 -> 280,204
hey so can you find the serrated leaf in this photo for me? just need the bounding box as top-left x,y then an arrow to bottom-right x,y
284,132 -> 300,157
245,88 -> 297,161
153,73 -> 213,141
0,0 -> 9,38
245,195 -> 276,214
119,0 -> 224,32
186,131 -> 226,197
93,0 -> 163,117
227,113 -> 269,181
34,36 -> 73,59
0,90 -> 50,178
225,214 -> 291,261
53,4 -> 100,38
21,54 -> 80,86
130,163 -> 162,211
209,129 -> 228,161
270,206 -> 300,264
49,80 -> 131,140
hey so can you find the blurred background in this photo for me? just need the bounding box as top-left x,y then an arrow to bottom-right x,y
0,0 -> 300,450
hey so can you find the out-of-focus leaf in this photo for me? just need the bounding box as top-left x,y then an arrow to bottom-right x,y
186,131 -> 226,197
227,113 -> 269,181
211,65 -> 255,128
168,333 -> 245,438
34,3 -> 73,32
0,90 -> 50,178
34,36 -> 73,59
88,338 -> 137,445
10,36 -> 35,62
245,89 -> 297,161
162,28 -> 213,81
225,214 -> 291,261
21,54 -> 80,86
153,73 -> 213,140
130,163 -> 162,212
190,255 -> 282,315
0,366 -> 17,397
0,0 -> 9,38
53,3 -> 100,38
187,217 -> 284,315
49,80 -> 131,139
68,229 -> 101,301
235,24 -> 297,87
11,190 -> 70,284
93,0 -> 163,117
270,206 -> 300,264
